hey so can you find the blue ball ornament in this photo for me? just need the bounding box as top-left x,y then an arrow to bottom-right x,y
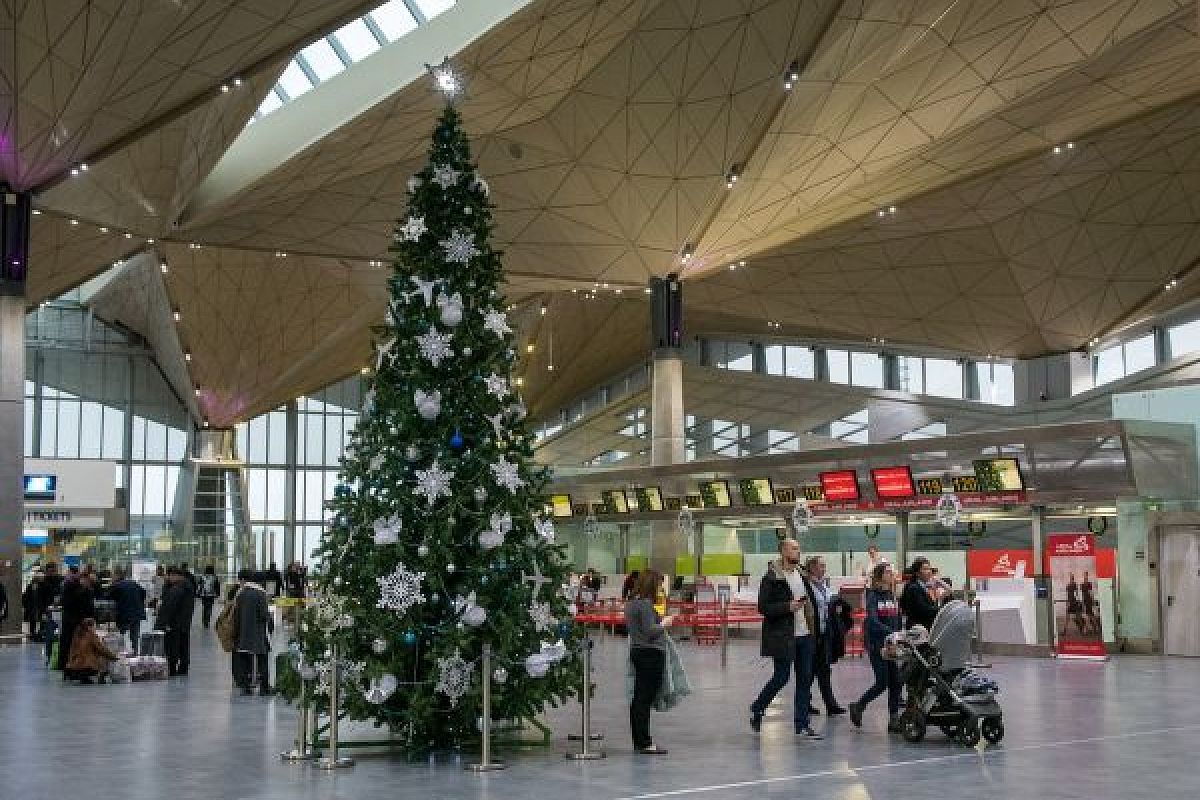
450,430 -> 465,451
403,630 -> 417,646
558,621 -> 573,637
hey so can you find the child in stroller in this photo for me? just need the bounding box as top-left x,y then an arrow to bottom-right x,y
885,600 -> 1004,747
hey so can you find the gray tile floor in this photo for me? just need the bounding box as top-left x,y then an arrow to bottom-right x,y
2,621 -> 1198,800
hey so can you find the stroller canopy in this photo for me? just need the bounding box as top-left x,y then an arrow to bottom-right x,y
930,600 -> 974,671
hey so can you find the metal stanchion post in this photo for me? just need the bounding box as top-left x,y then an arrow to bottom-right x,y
317,643 -> 355,770
280,667 -> 319,761
971,598 -> 992,669
566,634 -> 605,760
568,632 -> 604,743
467,642 -> 505,771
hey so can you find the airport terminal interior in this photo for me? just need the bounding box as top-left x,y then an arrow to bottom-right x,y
3,2 -> 1200,798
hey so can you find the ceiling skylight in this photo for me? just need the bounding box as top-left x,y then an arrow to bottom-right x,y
251,0 -> 456,122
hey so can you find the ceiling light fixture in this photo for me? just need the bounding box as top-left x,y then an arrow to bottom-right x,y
99,226 -> 108,233
725,164 -> 741,188
526,343 -> 535,353
783,59 -> 800,90
31,209 -> 41,215
540,304 -> 547,316
79,163 -> 88,172
69,219 -> 79,226
360,366 -> 371,375
680,243 -> 695,264
220,84 -> 230,93
184,352 -> 192,362
160,262 -> 169,274
233,78 -> 243,88
173,309 -> 181,322
643,287 -> 652,295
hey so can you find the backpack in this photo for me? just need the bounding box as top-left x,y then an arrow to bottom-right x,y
215,591 -> 240,652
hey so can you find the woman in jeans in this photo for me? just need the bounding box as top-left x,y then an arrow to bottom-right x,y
849,563 -> 904,732
624,570 -> 674,755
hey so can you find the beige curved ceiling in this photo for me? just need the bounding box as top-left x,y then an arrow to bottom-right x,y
5,0 -> 1200,426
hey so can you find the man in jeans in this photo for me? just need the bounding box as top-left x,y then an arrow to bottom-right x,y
109,566 -> 146,655
803,556 -> 846,716
750,538 -> 822,739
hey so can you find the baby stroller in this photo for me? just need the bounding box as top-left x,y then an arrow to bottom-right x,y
886,600 -> 1004,747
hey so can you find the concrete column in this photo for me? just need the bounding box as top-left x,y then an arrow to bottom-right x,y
894,511 -> 909,573
0,294 -> 25,636
650,349 -> 685,466
283,400 -> 298,565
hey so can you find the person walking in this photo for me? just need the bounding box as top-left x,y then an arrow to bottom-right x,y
23,570 -> 44,640
149,565 -> 165,610
849,563 -> 904,732
109,566 -> 147,654
233,570 -> 274,695
750,538 -> 822,739
899,557 -> 941,630
803,556 -> 846,716
263,563 -> 283,598
198,566 -> 221,629
284,562 -> 307,599
625,569 -> 673,754
156,567 -> 195,676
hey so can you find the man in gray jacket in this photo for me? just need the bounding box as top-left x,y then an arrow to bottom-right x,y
233,569 -> 274,695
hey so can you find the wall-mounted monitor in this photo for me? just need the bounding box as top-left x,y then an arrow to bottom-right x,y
951,475 -> 980,493
631,487 -> 664,513
684,494 -> 703,509
738,478 -> 776,506
801,485 -> 825,502
698,480 -> 732,508
972,458 -> 1024,491
774,486 -> 797,504
916,477 -> 944,495
818,470 -> 860,502
24,474 -> 57,501
664,496 -> 683,511
601,490 -> 629,514
547,494 -> 574,518
871,466 -> 916,499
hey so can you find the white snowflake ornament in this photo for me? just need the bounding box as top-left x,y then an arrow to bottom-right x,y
377,563 -> 426,613
483,373 -> 508,398
529,602 -> 554,632
483,309 -> 511,336
533,515 -> 556,543
373,514 -> 402,545
417,328 -> 453,367
490,455 -> 524,492
435,650 -> 472,706
437,291 -> 464,327
432,164 -> 460,189
398,215 -> 426,242
441,229 -> 479,264
414,460 -> 454,506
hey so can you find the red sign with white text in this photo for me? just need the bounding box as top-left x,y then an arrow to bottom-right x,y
819,470 -> 860,502
871,466 -> 916,499
1047,534 -> 1106,658
967,549 -> 1034,579
809,490 -> 1026,514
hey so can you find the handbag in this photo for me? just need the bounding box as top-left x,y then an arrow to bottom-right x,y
215,591 -> 241,653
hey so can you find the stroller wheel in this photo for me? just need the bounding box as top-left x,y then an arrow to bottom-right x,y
981,717 -> 1004,744
900,710 -> 926,743
957,722 -> 981,748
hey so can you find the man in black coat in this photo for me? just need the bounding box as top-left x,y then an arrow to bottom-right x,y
156,567 -> 196,676
233,570 -> 275,695
750,538 -> 822,739
56,567 -> 94,673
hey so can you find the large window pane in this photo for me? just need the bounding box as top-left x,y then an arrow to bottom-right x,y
333,19 -> 382,61
1094,346 -> 1123,386
764,345 -> 785,375
145,420 -> 167,460
102,407 -> 124,459
304,414 -> 323,466
1124,334 -> 1155,374
826,349 -> 849,384
247,417 -> 267,463
370,1 -> 418,39
57,400 -> 80,458
276,61 -> 314,100
1169,318 -> 1200,358
266,469 -> 287,520
325,416 -> 345,465
785,346 -> 814,379
299,39 -> 346,81
925,358 -> 962,398
268,411 -> 288,464
167,427 -> 188,461
247,468 -> 268,520
851,352 -> 883,388
898,356 -> 923,394
143,465 -> 168,515
79,401 -> 103,458
24,397 -> 34,457
723,342 -> 753,371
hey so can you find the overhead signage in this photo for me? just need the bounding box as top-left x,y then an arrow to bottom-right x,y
973,457 -> 1024,491
22,509 -> 107,529
631,487 -> 664,513
699,480 -> 731,509
808,490 -> 1026,514
871,466 -> 916,499
601,490 -> 629,514
664,496 -> 683,511
801,485 -> 825,502
738,478 -> 775,506
916,477 -> 944,495
951,475 -> 980,493
684,494 -> 703,509
819,470 -> 860,503
547,494 -> 574,518
774,486 -> 797,504
571,503 -> 590,517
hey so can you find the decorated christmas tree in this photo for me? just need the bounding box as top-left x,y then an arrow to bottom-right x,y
290,98 -> 579,750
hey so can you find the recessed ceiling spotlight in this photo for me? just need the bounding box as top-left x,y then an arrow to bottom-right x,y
546,363 -> 555,372
540,304 -> 547,316
1066,141 -> 1075,149
783,59 -> 800,90
69,218 -> 79,226
360,366 -> 370,375
79,163 -> 88,172
233,77 -> 243,87
160,262 -> 169,274
31,209 -> 41,215
1053,145 -> 1062,154
526,343 -> 536,353
146,238 -> 155,244
184,352 -> 192,363
680,243 -> 695,264
643,287 -> 652,294
173,309 -> 181,322
99,226 -> 108,233
888,206 -> 896,214
514,376 -> 525,387
729,263 -> 737,271
220,84 -> 230,93
123,232 -> 132,239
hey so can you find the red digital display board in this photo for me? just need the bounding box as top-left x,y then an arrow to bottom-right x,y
871,466 -> 916,499
818,470 -> 860,502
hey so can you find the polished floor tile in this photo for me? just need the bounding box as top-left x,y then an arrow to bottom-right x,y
2,622 -> 1197,800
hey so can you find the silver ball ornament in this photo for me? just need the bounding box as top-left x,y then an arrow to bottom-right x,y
474,487 -> 487,504
446,563 -> 456,573
463,347 -> 472,356
406,446 -> 419,461
492,667 -> 508,684
372,638 -> 388,655
417,544 -> 429,557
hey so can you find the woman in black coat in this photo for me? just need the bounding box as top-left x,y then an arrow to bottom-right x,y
899,557 -> 940,630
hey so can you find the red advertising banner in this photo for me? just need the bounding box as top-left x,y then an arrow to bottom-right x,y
809,490 -> 1026,514
1047,533 -> 1107,659
967,549 -> 1034,579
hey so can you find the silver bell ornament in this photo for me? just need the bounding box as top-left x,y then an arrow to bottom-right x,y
474,487 -> 488,504
417,544 -> 430,557
372,638 -> 388,655
406,446 -> 420,462
492,666 -> 508,685
446,563 -> 456,573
